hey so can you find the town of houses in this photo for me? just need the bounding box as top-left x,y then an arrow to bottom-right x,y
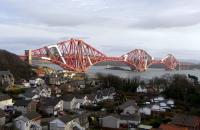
0,70 -> 200,130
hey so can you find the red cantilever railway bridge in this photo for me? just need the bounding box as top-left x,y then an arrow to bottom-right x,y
21,38 -> 179,72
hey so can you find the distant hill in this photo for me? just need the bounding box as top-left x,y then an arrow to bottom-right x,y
0,50 -> 36,80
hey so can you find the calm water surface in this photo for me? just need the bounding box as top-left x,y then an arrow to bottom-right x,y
35,63 -> 200,80
87,66 -> 200,80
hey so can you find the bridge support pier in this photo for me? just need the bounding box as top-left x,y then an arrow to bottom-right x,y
25,50 -> 32,65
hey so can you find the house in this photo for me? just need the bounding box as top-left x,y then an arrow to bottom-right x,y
167,99 -> 175,107
20,88 -> 39,100
62,95 -> 80,110
0,71 -> 14,89
94,87 -> 116,102
137,85 -> 147,93
15,112 -> 42,130
46,73 -> 61,86
49,115 -> 85,130
78,112 -> 90,129
29,77 -> 44,87
171,114 -> 200,130
0,93 -> 13,110
151,103 -> 162,112
36,85 -> 51,98
101,87 -> 116,100
139,105 -> 151,116
85,94 -> 97,105
151,96 -> 165,103
39,98 -> 63,116
75,95 -> 88,106
50,86 -> 61,97
158,124 -> 189,130
20,86 -> 51,100
100,114 -> 141,129
140,96 -> 175,115
0,109 -> 6,126
118,100 -> 139,115
14,99 -> 37,114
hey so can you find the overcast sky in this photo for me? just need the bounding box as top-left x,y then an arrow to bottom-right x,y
1,0 -> 200,60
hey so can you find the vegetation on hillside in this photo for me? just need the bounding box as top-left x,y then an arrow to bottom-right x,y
0,49 -> 36,80
96,73 -> 139,92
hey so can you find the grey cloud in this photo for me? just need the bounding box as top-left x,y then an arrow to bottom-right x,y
0,37 -> 57,54
131,11 -> 200,29
34,14 -> 109,27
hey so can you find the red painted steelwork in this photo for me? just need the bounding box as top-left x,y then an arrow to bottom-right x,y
23,38 -> 179,72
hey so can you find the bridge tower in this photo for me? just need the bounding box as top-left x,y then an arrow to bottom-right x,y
25,50 -> 32,65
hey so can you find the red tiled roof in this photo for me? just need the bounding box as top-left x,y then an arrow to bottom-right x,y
159,124 -> 189,130
172,114 -> 200,127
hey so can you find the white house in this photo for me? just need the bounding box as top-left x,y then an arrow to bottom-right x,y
62,95 -> 80,110
140,96 -> 175,115
137,85 -> 147,93
75,95 -> 89,106
100,114 -> 141,129
151,104 -> 160,112
85,94 -> 97,105
29,78 -> 44,87
39,98 -> 63,116
118,100 -> 139,115
15,112 -> 42,130
151,96 -> 165,103
0,93 -> 13,110
139,106 -> 151,116
167,99 -> 175,107
49,116 -> 85,130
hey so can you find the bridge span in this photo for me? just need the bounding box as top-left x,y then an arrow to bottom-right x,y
20,38 -> 179,72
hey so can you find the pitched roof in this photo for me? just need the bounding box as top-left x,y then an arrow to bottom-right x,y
118,100 -> 138,109
23,88 -> 37,98
74,94 -> 85,99
105,114 -> 141,122
86,94 -> 96,100
62,94 -> 75,101
14,99 -> 32,107
0,93 -> 11,101
172,114 -> 200,127
0,71 -> 12,75
23,112 -> 41,120
59,115 -> 77,124
159,124 -> 189,130
40,98 -> 61,106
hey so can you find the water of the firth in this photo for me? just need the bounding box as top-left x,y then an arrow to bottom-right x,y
35,62 -> 200,80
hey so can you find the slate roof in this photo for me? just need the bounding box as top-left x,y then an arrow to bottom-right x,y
86,94 -> 96,100
59,115 -> 77,124
23,88 -> 37,98
0,71 -> 12,75
40,98 -> 61,106
14,99 -> 31,107
62,94 -> 75,101
74,94 -> 85,99
118,100 -> 138,109
172,114 -> 200,127
23,112 -> 41,120
105,114 -> 141,122
0,93 -> 11,101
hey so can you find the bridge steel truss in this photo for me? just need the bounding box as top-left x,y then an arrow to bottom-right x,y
27,38 -> 179,72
